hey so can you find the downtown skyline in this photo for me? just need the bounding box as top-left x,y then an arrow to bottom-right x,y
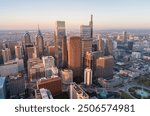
0,0 -> 150,30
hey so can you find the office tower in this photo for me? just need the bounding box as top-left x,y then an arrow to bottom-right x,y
96,56 -> 114,78
68,36 -> 82,79
61,69 -> 73,84
29,63 -> 45,82
47,45 -> 55,57
89,14 -> 93,38
105,38 -> 113,55
84,68 -> 92,86
23,31 -> 31,44
27,58 -> 43,81
8,76 -> 25,98
85,51 -> 93,69
36,77 -> 62,96
15,45 -> 22,59
42,56 -> 55,77
70,82 -> 89,99
62,36 -> 68,68
26,45 -> 38,59
82,39 -> 93,66
123,31 -> 127,42
42,56 -> 55,68
128,41 -> 134,50
85,51 -> 103,78
0,77 -> 6,99
55,21 -> 66,68
80,25 -> 91,39
2,48 -> 12,63
80,15 -> 93,39
35,25 -> 44,57
98,35 -> 105,55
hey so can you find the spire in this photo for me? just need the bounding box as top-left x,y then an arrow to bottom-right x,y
37,24 -> 42,35
91,14 -> 93,23
89,14 -> 93,38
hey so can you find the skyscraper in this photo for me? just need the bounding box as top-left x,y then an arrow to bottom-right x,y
26,45 -> 38,59
55,21 -> 66,68
23,31 -> 31,45
42,56 -> 55,77
62,36 -> 68,68
68,36 -> 82,80
42,56 -> 55,68
15,45 -> 22,59
47,45 -> 55,57
84,68 -> 92,86
35,25 -> 44,57
80,15 -> 93,39
80,15 -> 93,73
98,35 -> 105,55
96,56 -> 114,78
89,14 -> 93,38
80,25 -> 91,39
123,31 -> 127,43
105,37 -> 113,56
2,48 -> 12,63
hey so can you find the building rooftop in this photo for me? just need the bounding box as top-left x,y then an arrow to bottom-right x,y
72,82 -> 89,98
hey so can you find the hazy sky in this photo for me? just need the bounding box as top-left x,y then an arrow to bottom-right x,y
0,0 -> 150,30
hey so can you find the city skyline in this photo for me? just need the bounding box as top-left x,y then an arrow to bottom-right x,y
0,0 -> 150,30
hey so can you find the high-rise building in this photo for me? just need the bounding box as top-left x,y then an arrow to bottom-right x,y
42,56 -> 55,77
80,25 -> 91,39
55,21 -> 66,68
15,45 -> 22,59
61,69 -> 73,84
128,41 -> 134,50
36,77 -> 62,96
84,51 -> 103,78
26,45 -> 38,59
35,25 -> 44,57
123,31 -> 127,42
8,76 -> 25,98
2,48 -> 12,63
89,14 -> 93,38
98,35 -> 105,55
68,36 -> 82,79
82,39 -> 93,67
105,38 -> 113,56
80,15 -> 93,72
80,15 -> 93,39
47,45 -> 55,57
42,56 -> 55,68
29,63 -> 45,82
84,68 -> 92,86
23,31 -> 31,45
70,82 -> 89,99
62,36 -> 68,68
27,58 -> 43,81
0,77 -> 6,99
96,56 -> 114,78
